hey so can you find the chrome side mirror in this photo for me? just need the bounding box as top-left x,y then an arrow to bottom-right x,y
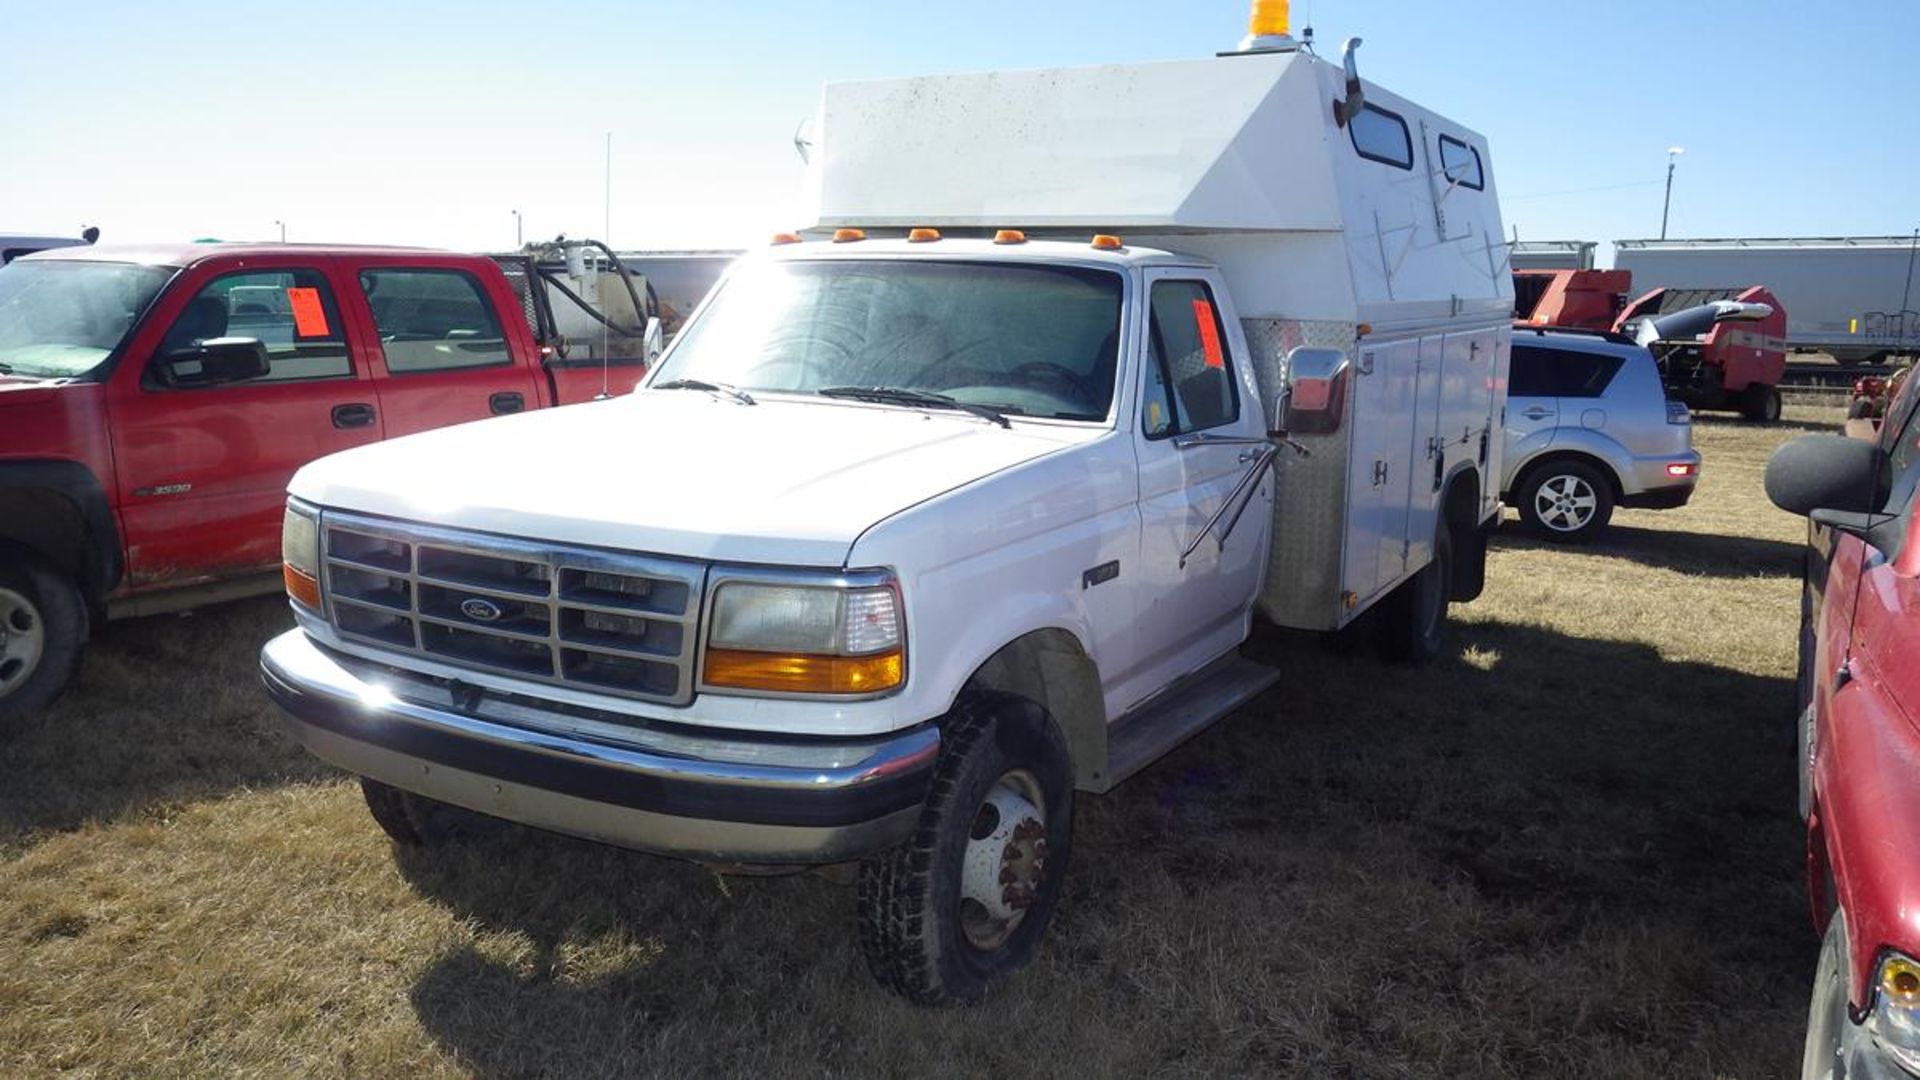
643,316 -> 665,363
1278,347 -> 1350,437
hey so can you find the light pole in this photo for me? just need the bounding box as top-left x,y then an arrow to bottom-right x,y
1659,147 -> 1685,240
274,219 -> 286,243
512,209 -> 522,248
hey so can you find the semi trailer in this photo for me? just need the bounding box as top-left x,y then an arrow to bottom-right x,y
1614,236 -> 1920,365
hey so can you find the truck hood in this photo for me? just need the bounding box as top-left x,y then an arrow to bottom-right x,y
289,392 -> 1100,565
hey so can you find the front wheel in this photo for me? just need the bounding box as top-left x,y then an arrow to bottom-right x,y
1517,461 -> 1614,543
358,778 -> 504,846
1802,910 -> 1854,1080
856,692 -> 1074,1005
0,551 -> 89,725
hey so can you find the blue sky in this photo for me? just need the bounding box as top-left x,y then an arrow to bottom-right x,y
4,1 -> 1915,262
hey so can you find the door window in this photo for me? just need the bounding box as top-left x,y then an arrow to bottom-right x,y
1141,280 -> 1239,438
1508,344 -> 1624,398
154,268 -> 351,383
360,269 -> 511,374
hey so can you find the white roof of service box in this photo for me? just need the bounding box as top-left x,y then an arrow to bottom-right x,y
807,52 -> 1344,233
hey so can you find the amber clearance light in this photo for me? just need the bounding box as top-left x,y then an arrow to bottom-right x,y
705,648 -> 904,695
284,564 -> 321,609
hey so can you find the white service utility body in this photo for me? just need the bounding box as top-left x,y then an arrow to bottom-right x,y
263,21 -> 1512,1003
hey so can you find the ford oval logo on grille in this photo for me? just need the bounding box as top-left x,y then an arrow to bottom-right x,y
461,597 -> 504,622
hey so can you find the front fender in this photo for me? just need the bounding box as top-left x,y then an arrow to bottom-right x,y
0,459 -> 123,600
1814,675 -> 1920,1012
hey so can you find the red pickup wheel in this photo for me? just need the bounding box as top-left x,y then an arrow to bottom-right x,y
0,549 -> 88,724
857,691 -> 1073,1004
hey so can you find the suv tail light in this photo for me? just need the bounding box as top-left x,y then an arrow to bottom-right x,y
1666,400 -> 1691,425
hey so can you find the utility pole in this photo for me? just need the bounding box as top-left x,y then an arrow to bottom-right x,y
512,209 -> 522,248
1659,147 -> 1684,240
274,219 -> 286,243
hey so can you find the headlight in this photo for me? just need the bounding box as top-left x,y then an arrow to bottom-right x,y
703,576 -> 904,696
282,501 -> 322,610
1870,951 -> 1920,1073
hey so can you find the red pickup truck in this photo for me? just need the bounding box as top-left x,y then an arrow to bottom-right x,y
0,242 -> 645,721
1765,374 -> 1920,1076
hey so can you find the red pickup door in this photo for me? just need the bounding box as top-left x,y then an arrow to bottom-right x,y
0,242 -> 634,722
1768,370 -> 1920,1077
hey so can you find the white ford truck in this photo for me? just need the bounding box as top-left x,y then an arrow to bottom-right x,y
262,9 -> 1513,1003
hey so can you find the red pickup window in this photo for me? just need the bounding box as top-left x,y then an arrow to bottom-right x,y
359,269 -> 512,375
155,268 -> 351,384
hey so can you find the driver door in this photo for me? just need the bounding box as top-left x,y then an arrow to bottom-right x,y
1126,270 -> 1272,704
106,256 -> 382,590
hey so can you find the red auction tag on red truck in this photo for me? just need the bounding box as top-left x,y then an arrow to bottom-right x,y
1192,299 -> 1224,368
287,287 -> 329,338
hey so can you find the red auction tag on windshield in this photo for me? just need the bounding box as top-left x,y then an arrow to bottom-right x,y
287,287 -> 329,337
1192,299 -> 1224,368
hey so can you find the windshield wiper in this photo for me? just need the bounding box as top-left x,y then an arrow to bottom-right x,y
815,386 -> 1011,428
652,378 -> 755,405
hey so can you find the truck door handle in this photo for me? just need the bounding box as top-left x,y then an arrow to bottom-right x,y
489,391 -> 526,415
1522,406 -> 1551,420
332,403 -> 376,429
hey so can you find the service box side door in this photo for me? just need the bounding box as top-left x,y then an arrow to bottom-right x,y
1397,333 -> 1447,575
1438,327 -> 1499,519
1343,337 -> 1418,604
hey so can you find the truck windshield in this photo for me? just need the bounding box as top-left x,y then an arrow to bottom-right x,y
650,259 -> 1125,422
0,260 -> 174,378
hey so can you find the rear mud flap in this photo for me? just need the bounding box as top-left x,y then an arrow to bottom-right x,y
1449,520 -> 1490,603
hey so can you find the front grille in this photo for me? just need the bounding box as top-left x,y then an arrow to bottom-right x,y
320,512 -> 704,705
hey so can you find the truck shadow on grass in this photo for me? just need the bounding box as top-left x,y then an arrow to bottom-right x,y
1496,522 -> 1805,579
0,596 -> 325,844
393,620 -> 1807,1079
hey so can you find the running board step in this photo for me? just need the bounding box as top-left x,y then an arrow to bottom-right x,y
1091,653 -> 1280,794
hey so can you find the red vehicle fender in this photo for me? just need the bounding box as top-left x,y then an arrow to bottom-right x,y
1811,655 -> 1920,1009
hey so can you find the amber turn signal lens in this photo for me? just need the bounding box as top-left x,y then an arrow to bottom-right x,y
705,647 -> 903,694
832,228 -> 867,243
907,227 -> 941,243
993,229 -> 1028,245
284,564 -> 321,609
770,232 -> 802,245
1884,954 -> 1920,1004
1090,234 -> 1124,250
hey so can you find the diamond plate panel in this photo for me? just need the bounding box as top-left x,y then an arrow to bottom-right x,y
1241,318 -> 1360,631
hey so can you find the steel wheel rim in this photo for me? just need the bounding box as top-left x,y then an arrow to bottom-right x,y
958,768 -> 1048,952
0,586 -> 46,698
1533,474 -> 1598,532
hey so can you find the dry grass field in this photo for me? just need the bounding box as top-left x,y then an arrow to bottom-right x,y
0,408 -> 1837,1078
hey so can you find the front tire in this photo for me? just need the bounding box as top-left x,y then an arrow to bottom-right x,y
1517,461 -> 1614,543
1802,910 -> 1855,1080
857,692 -> 1074,1005
358,778 -> 504,846
0,550 -> 89,725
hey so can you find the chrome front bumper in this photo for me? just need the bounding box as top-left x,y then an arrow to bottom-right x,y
260,630 -> 939,864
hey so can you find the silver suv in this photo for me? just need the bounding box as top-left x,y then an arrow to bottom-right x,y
1502,328 -> 1700,542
